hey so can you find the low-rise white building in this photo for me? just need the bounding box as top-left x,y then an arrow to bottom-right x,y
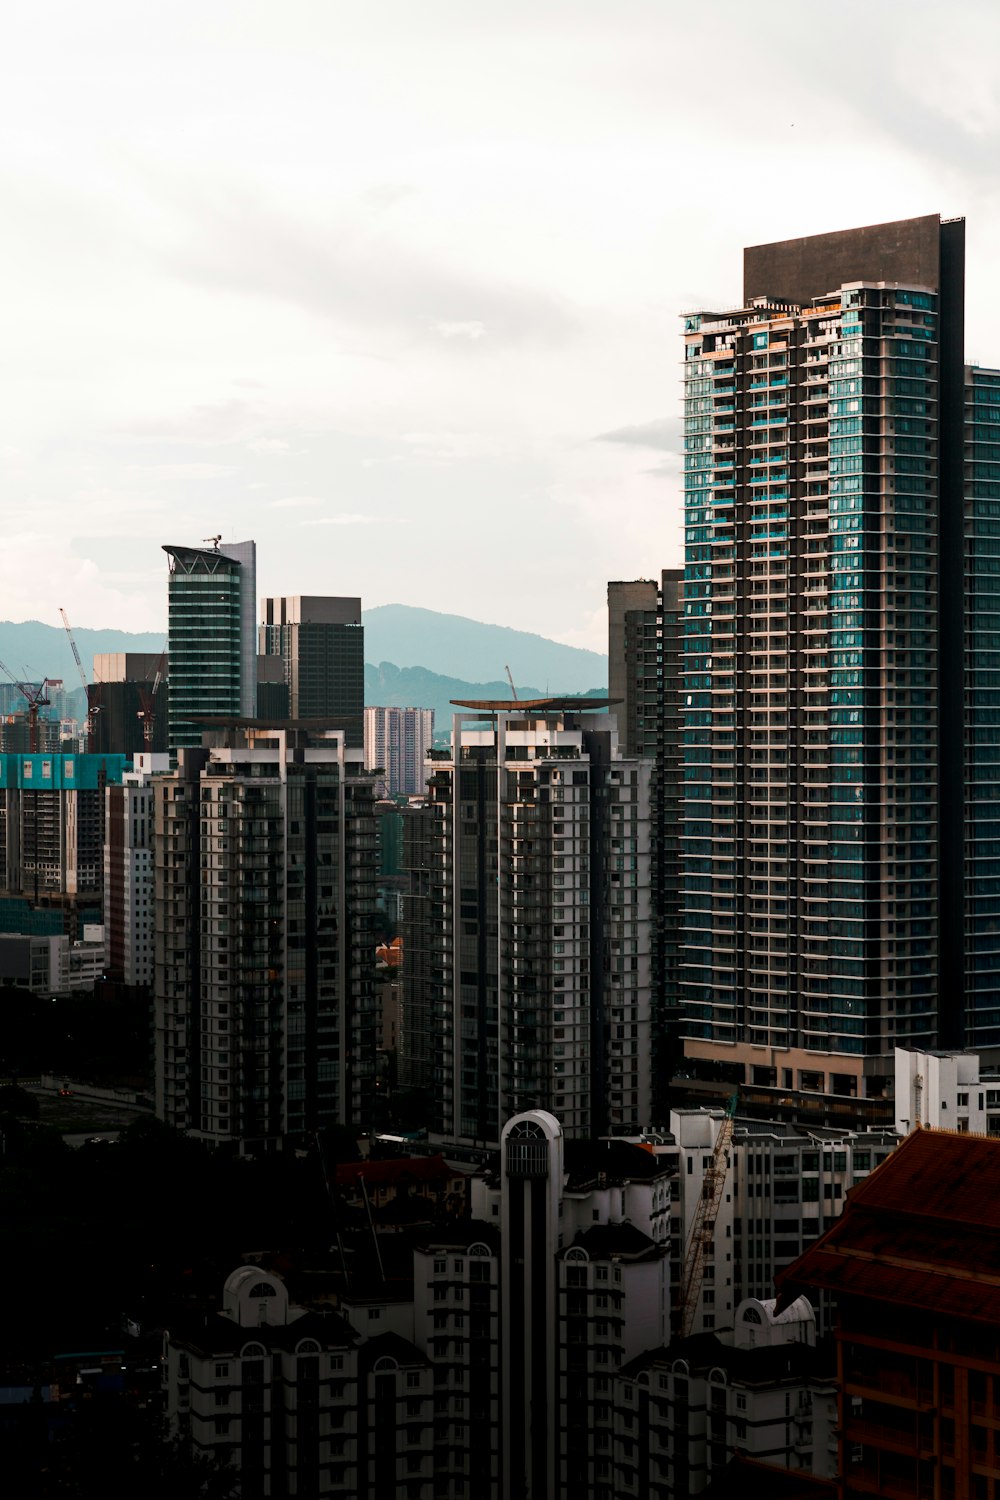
164,1266 -> 436,1499
650,1108 -> 899,1337
612,1295 -> 836,1498
894,1045 -> 989,1134
0,926 -> 106,996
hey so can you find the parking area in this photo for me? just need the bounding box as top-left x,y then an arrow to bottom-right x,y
25,1084 -> 151,1137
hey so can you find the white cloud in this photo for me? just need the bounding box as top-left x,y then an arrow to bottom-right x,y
3,0 -> 1000,648
435,320 -> 487,341
300,513 -> 380,527
126,461 -> 236,479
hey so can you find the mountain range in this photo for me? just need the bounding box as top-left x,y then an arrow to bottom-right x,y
0,609 -> 607,725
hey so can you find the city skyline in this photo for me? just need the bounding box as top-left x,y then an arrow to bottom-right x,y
5,1 -> 1000,651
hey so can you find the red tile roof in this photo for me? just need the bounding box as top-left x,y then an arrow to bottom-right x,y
776,1129 -> 1000,1323
335,1154 -> 463,1188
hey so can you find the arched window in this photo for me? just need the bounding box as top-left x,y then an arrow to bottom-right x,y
296,1338 -> 320,1355
247,1282 -> 276,1299
241,1342 -> 266,1358
374,1356 -> 398,1372
743,1307 -> 763,1324
506,1120 -> 549,1177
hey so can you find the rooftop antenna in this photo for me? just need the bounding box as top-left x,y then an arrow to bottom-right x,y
505,665 -> 519,703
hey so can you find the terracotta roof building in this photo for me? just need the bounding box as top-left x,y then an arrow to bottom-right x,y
777,1128 -> 1000,1499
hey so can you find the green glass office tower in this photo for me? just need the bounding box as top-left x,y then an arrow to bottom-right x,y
163,541 -> 257,754
679,214 -> 980,1112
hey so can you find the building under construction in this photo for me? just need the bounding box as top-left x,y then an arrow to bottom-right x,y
89,652 -> 169,758
0,751 -> 129,938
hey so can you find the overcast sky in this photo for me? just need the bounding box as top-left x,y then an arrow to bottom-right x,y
4,0 -> 1000,651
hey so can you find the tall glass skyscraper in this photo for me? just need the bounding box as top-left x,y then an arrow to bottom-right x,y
679,214 -> 1000,1112
163,540 -> 257,754
964,365 -> 1000,1050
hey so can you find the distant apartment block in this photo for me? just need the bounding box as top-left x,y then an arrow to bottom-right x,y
364,705 -> 434,798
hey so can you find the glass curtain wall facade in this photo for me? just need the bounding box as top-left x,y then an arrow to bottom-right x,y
679,215 -> 972,1105
164,545 -> 245,754
965,365 -> 1000,1048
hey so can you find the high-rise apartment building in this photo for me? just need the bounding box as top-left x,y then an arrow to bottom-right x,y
406,699 -> 652,1145
153,724 -> 378,1146
163,540 -> 257,754
364,705 -> 434,798
608,572 -> 684,1119
104,753 -> 168,988
259,595 -> 364,747
679,213 -> 1000,1106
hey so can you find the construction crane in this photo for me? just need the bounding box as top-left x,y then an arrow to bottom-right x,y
203,534 -> 222,550
674,1094 -> 738,1341
137,642 -> 168,752
505,664 -> 519,702
0,658 -> 50,753
59,608 -> 99,752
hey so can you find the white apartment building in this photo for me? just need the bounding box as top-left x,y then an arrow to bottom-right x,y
655,1108 -> 899,1338
612,1295 -> 837,1498
163,1266 -> 436,1499
894,1045 -> 991,1133
365,706 -> 434,798
104,753 -> 168,987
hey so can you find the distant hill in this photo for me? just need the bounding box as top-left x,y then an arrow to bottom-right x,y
0,620 -> 164,689
362,605 -> 606,695
0,608 -> 607,719
366,662 -> 605,737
